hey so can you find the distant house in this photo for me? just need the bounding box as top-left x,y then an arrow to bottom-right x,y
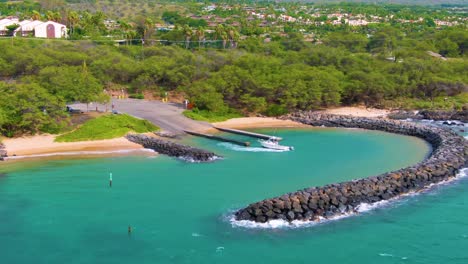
13,20 -> 35,36
33,21 -> 67,38
0,18 -> 19,36
0,17 -> 67,38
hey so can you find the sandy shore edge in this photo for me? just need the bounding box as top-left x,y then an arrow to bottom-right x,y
2,135 -> 145,158
1,107 -> 388,160
208,107 -> 388,131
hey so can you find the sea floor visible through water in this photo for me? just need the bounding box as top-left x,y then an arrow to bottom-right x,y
0,127 -> 467,264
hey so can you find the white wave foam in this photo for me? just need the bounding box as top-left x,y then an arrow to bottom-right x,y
4,148 -> 156,160
228,211 -> 355,229
217,142 -> 288,153
379,253 -> 394,257
216,246 -> 225,253
178,155 -> 222,163
229,168 -> 468,229
465,135 -> 468,140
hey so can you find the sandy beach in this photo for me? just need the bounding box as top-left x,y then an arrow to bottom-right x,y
0,106 -> 390,159
321,106 -> 390,118
2,134 -> 145,157
210,117 -> 308,130
209,107 -> 389,131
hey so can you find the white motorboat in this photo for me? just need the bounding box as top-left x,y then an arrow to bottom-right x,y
259,139 -> 294,151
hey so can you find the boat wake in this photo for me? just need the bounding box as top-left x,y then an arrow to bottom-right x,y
228,167 -> 468,229
217,142 -> 288,152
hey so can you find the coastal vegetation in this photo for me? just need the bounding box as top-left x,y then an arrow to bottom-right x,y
0,1 -> 466,136
55,114 -> 158,142
183,109 -> 242,122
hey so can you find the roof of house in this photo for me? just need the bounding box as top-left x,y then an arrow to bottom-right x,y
19,20 -> 44,31
0,18 -> 18,25
0,19 -> 20,30
34,21 -> 67,29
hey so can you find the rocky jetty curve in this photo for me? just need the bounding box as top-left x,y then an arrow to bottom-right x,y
235,112 -> 467,223
126,134 -> 220,162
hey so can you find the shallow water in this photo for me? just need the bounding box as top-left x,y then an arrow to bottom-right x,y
2,127 -> 467,264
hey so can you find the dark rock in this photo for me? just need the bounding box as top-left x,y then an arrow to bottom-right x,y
387,111 -> 422,120
154,131 -> 180,139
235,112 -> 467,223
420,110 -> 468,122
126,134 -> 220,162
0,143 -> 7,161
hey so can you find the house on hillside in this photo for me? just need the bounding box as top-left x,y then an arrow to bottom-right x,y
0,18 -> 19,36
14,20 -> 43,36
0,17 -> 67,38
33,21 -> 67,38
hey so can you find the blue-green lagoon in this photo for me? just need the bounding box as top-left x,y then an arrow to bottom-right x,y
1,128 -> 467,264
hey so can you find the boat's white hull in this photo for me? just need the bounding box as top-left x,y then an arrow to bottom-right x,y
259,140 -> 294,151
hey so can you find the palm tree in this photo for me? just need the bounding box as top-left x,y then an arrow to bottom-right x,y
126,29 -> 137,46
67,11 -> 79,36
52,11 -> 61,23
182,25 -> 192,49
195,26 -> 205,48
221,31 -> 228,49
46,11 -> 54,21
215,24 -> 225,47
31,11 -> 41,21
232,30 -> 240,48
226,26 -> 239,48
143,18 -> 153,44
119,20 -> 131,45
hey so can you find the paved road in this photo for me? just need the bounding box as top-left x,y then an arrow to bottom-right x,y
69,99 -> 212,133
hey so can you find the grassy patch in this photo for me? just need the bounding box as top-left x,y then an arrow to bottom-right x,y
55,114 -> 159,142
183,109 -> 243,122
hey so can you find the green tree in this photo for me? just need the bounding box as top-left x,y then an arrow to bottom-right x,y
0,82 -> 67,136
38,63 -> 103,105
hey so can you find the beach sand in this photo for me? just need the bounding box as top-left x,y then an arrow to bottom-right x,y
321,106 -> 390,118
0,107 -> 389,159
210,117 -> 307,130
2,134 -> 144,157
209,107 -> 388,131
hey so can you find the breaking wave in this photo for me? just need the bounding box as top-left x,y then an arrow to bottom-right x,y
228,168 -> 468,229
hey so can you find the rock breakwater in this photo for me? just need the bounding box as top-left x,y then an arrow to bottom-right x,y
126,134 -> 220,162
235,112 -> 467,223
0,143 -> 7,161
388,110 -> 468,122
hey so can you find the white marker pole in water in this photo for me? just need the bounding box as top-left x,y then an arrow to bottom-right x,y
109,172 -> 113,188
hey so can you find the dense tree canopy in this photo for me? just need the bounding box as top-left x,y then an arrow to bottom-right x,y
0,21 -> 467,136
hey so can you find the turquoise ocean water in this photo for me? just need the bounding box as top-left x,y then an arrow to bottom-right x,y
1,127 -> 467,264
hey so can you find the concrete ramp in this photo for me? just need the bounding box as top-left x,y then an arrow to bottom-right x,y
69,99 -> 212,134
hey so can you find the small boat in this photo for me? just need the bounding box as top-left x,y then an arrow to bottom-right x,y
259,139 -> 294,151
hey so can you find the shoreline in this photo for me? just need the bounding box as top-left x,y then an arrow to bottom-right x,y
208,117 -> 309,131
0,107 -> 392,161
0,117 -> 310,161
3,149 -> 156,162
1,135 -> 146,161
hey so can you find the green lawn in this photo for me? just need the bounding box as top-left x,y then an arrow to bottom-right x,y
183,109 -> 242,122
55,114 -> 159,142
